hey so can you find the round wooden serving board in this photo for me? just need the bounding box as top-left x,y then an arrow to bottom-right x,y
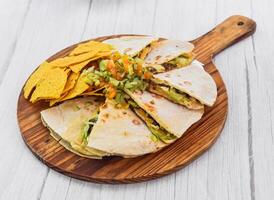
17,15 -> 256,184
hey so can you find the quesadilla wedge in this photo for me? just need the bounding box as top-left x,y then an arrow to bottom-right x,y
150,61 -> 217,107
42,97 -> 170,158
125,89 -> 204,138
103,36 -> 158,58
41,97 -> 108,159
144,39 -> 195,73
87,99 -> 169,157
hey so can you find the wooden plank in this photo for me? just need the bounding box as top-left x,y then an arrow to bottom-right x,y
0,0 -> 90,199
0,0 -> 30,84
19,7 -> 261,187
247,0 -> 274,199
0,0 -> 267,199
42,0 -> 252,200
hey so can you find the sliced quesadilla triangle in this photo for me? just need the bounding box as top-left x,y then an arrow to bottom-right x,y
144,39 -> 194,65
40,97 -> 107,159
152,61 -> 217,106
87,99 -> 164,157
125,90 -> 204,138
103,36 -> 159,57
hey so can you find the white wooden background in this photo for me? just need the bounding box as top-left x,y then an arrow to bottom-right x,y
0,0 -> 273,199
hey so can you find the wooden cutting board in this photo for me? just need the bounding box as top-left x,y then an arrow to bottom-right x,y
17,15 -> 256,184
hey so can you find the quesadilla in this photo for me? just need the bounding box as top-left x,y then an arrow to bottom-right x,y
149,61 -> 217,107
125,89 -> 204,138
144,39 -> 195,73
87,99 -> 167,157
41,97 -> 170,158
103,36 -> 158,58
41,97 -> 108,159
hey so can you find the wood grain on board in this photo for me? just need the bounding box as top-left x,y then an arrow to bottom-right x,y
17,15 -> 256,183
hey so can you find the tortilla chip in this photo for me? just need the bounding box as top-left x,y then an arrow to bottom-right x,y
59,73 -> 90,101
69,59 -> 91,73
82,92 -> 104,96
96,51 -> 112,57
62,72 -> 80,93
81,86 -> 105,96
49,92 -> 68,106
69,51 -> 112,73
30,68 -> 68,103
48,72 -> 80,106
23,61 -> 53,99
69,41 -> 113,56
49,51 -> 98,67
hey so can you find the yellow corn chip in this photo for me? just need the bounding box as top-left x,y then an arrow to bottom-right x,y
96,51 -> 112,57
59,73 -> 90,101
81,87 -> 105,96
50,51 -> 98,67
69,52 -> 111,73
23,61 -> 53,99
62,72 -> 80,94
69,59 -> 92,73
82,92 -> 104,96
30,68 -> 68,103
69,41 -> 113,56
48,72 -> 80,106
49,92 -> 68,106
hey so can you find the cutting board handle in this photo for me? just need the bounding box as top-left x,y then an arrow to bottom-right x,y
192,15 -> 256,62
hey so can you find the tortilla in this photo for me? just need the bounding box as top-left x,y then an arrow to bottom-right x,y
152,61 -> 217,106
125,90 -> 204,138
41,97 -> 106,159
144,39 -> 194,66
87,99 -> 164,156
103,36 -> 159,57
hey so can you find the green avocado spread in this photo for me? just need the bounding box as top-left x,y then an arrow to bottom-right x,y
167,53 -> 194,67
149,83 -> 202,109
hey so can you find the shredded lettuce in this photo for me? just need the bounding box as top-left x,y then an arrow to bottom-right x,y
81,110 -> 99,144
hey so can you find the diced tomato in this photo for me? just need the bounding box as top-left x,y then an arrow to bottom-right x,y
116,72 -> 124,80
136,63 -> 143,76
122,56 -> 130,72
143,71 -> 153,79
106,86 -> 116,99
107,60 -> 117,77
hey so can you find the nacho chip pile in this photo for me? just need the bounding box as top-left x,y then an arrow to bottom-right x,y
23,41 -> 113,104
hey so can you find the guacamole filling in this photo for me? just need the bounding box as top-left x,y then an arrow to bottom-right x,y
146,65 -> 166,74
149,82 -> 203,109
127,100 -> 176,143
146,53 -> 194,74
163,53 -> 194,71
